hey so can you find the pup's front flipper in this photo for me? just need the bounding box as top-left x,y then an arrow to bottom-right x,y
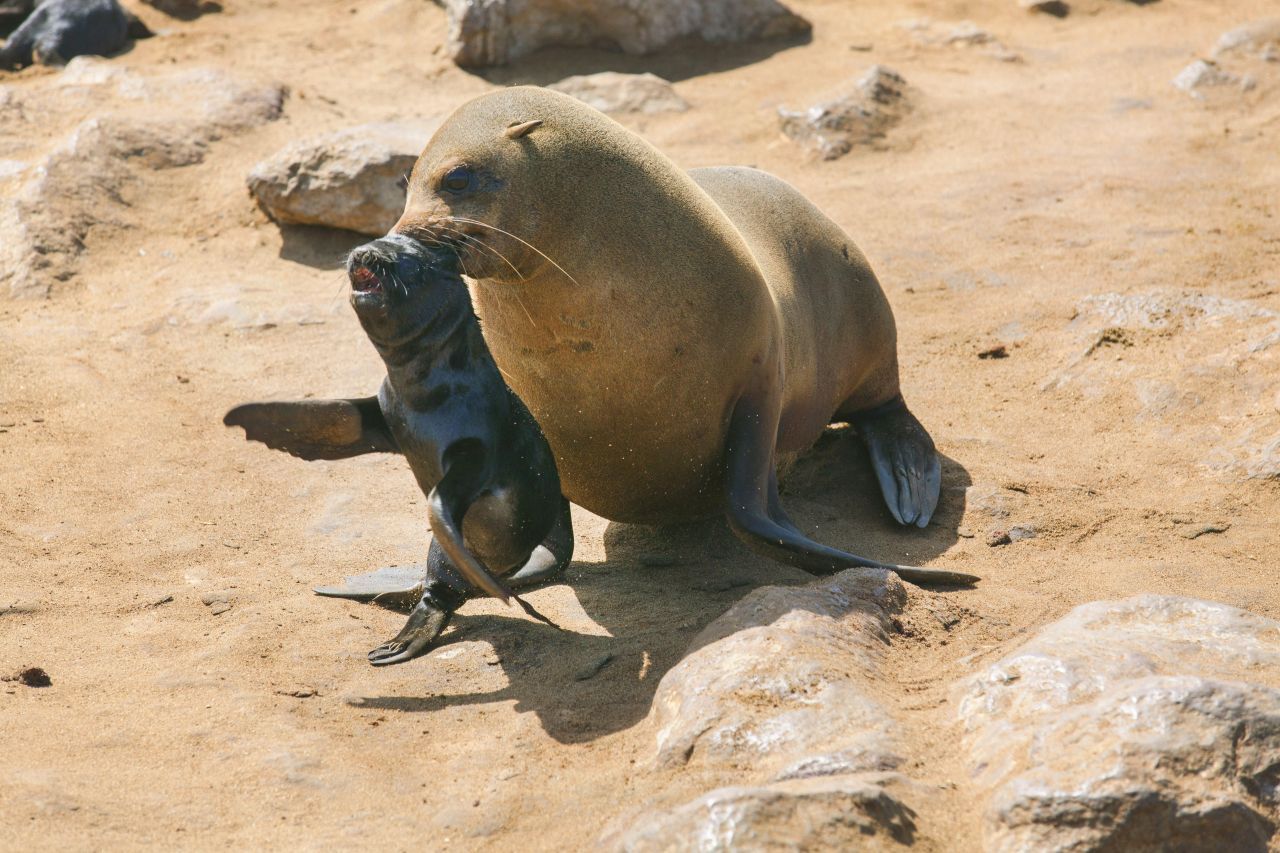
725,394 -> 979,587
223,397 -> 398,460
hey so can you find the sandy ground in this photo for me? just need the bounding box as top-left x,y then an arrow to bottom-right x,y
2,0 -> 1279,848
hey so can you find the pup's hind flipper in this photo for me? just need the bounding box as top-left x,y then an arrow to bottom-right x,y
314,564 -> 426,611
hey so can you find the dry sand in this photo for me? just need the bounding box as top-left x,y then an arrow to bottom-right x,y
2,0 -> 1279,848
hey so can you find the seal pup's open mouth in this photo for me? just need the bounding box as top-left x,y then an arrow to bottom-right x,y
349,264 -> 383,295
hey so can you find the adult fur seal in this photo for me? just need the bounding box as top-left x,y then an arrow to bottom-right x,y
391,87 -> 973,584
231,86 -> 975,617
226,236 -> 573,665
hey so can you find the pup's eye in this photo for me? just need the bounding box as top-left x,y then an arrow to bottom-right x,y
441,166 -> 474,194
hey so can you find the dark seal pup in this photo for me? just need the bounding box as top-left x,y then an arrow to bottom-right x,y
0,0 -> 141,70
225,235 -> 573,666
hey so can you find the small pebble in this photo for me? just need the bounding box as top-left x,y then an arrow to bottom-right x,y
277,686 -> 317,698
201,591 -> 234,615
978,344 -> 1009,359
957,526 -> 975,538
986,528 -> 1012,547
1008,524 -> 1037,542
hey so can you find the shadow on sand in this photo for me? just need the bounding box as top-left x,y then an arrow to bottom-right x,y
352,425 -> 973,744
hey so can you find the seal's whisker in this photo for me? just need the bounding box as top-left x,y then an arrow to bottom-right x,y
437,225 -> 524,281
445,216 -> 582,289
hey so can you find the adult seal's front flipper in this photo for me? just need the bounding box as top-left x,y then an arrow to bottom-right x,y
723,394 -> 980,588
223,396 -> 398,460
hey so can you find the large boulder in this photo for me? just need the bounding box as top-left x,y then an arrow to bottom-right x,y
607,569 -> 919,850
649,568 -> 906,779
442,0 -> 810,68
247,122 -> 438,236
611,774 -> 920,852
956,596 -> 1280,852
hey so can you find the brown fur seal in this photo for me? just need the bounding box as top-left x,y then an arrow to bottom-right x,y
383,87 -> 974,587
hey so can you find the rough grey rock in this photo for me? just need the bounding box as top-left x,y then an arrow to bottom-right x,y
548,72 -> 688,115
442,0 -> 810,68
247,122 -> 437,236
956,595 -> 1280,852
609,570 -> 918,850
1214,19 -> 1280,63
0,0 -> 128,70
1172,59 -> 1256,99
778,66 -> 911,160
609,774 -> 919,852
650,567 -> 906,780
0,60 -> 285,297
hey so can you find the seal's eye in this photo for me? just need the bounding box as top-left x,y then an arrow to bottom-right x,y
441,166 -> 474,194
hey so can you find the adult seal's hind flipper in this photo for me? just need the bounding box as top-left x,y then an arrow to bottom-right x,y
724,394 -> 979,588
223,396 -> 398,460
846,394 -> 942,529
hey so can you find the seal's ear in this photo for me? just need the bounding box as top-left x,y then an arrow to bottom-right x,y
505,120 -> 543,140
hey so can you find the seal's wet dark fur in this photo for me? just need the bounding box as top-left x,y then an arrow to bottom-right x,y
225,235 -> 572,665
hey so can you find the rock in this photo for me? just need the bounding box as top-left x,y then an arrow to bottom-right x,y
778,66 -> 911,160
648,568 -> 906,780
247,122 -> 437,236
1007,523 -> 1036,542
1172,59 -> 1256,99
549,72 -> 688,115
442,0 -> 810,68
956,596 -> 1280,852
608,774 -> 919,851
0,62 -> 285,298
985,528 -> 1011,547
0,0 -> 129,70
201,591 -> 234,615
944,21 -> 995,46
1213,19 -> 1280,63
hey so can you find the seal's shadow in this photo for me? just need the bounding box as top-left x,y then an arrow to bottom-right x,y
470,33 -> 812,86
276,224 -> 369,270
356,426 -> 971,744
